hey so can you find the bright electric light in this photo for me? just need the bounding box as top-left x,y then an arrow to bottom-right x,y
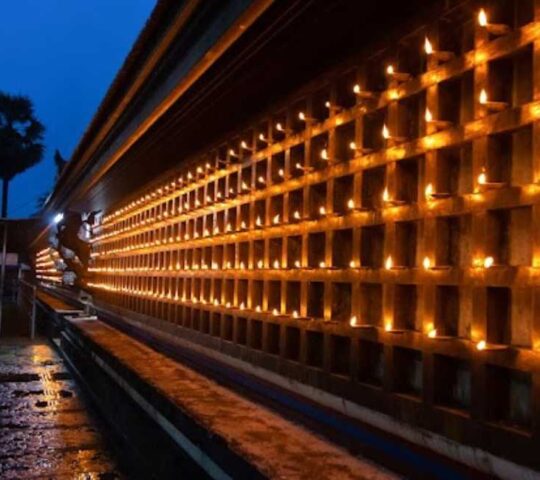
53,213 -> 64,224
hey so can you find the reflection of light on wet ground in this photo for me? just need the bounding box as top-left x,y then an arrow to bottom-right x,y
0,341 -> 121,479
32,347 -> 61,410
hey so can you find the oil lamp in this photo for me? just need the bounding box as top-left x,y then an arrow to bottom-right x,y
385,64 -> 410,83
353,84 -> 376,100
424,37 -> 454,62
478,8 -> 510,35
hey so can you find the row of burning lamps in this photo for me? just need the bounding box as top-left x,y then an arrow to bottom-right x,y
90,253 -> 496,273
94,172 -> 497,255
88,280 -> 303,318
35,249 -> 62,278
95,170 -> 291,242
98,85 -> 501,242
102,8 -> 507,229
88,275 -> 491,350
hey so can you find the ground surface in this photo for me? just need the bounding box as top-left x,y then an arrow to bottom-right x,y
0,338 -> 122,479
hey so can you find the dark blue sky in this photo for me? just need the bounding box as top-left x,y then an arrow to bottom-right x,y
1,0 -> 156,218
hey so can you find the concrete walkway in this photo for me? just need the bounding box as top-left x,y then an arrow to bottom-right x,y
0,338 -> 122,479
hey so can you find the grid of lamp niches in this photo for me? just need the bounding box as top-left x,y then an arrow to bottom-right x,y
34,248 -> 62,283
90,2 -> 538,430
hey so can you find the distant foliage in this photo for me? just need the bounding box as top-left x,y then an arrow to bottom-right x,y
0,92 -> 45,217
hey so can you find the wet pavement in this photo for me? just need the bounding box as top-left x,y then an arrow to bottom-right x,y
0,338 -> 122,479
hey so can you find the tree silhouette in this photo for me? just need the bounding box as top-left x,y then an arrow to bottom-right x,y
0,92 -> 45,217
34,149 -> 66,215
54,149 -> 67,180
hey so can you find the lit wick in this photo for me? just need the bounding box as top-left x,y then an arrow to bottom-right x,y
425,108 -> 452,130
385,64 -> 410,83
479,88 -> 507,112
424,37 -> 454,62
353,84 -> 376,100
478,8 -> 510,35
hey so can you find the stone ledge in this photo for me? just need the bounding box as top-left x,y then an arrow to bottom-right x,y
61,315 -> 395,480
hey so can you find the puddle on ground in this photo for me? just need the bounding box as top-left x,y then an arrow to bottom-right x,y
0,341 -> 123,479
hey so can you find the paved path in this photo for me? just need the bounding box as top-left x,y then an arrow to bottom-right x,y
0,338 -> 122,479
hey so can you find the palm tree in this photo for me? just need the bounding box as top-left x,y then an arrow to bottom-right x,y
0,92 -> 45,217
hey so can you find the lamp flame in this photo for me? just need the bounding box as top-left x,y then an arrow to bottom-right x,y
320,148 -> 329,160
478,8 -> 488,27
424,37 -> 433,55
477,171 -> 487,185
479,89 -> 488,105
